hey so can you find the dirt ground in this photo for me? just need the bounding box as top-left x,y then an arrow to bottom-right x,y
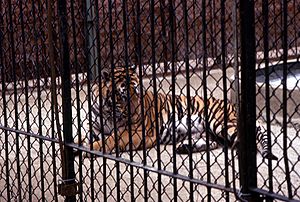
0,67 -> 299,201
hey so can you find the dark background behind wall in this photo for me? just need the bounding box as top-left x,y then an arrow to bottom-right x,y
1,0 -> 299,82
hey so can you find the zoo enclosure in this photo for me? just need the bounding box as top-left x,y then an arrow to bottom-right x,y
0,0 -> 300,202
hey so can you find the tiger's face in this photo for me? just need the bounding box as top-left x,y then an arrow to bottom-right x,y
101,67 -> 140,124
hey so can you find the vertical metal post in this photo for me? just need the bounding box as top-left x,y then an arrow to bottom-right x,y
108,0 -> 121,201
169,0 -> 177,200
158,0 -> 168,73
238,0 -> 260,201
7,0 -> 22,199
30,0 -> 46,199
69,0 -> 84,200
58,0 -> 77,201
181,1 -> 193,201
0,2 -> 11,201
86,0 -> 98,80
232,0 -> 240,109
202,0 -> 212,201
262,1 -> 274,201
281,0 -> 292,198
220,0 -> 230,201
122,0 -> 135,201
19,0 -> 34,200
83,0 -> 96,199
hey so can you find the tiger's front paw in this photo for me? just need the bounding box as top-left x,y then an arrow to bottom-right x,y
77,147 -> 96,158
73,139 -> 94,158
82,150 -> 93,158
176,144 -> 191,154
73,138 -> 88,156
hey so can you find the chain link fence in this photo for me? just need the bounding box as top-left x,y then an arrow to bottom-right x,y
0,0 -> 299,201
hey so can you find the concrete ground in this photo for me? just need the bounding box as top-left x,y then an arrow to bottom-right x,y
0,67 -> 299,201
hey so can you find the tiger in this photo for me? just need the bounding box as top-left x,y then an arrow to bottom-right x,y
78,66 -> 278,160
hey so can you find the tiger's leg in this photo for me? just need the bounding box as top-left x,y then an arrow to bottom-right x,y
160,114 -> 202,145
88,134 -> 117,153
174,114 -> 219,154
176,135 -> 219,154
175,114 -> 203,136
84,128 -> 157,156
73,132 -> 100,156
86,131 -> 133,154
255,123 -> 278,160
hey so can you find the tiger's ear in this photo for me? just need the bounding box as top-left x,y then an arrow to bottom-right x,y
101,69 -> 110,82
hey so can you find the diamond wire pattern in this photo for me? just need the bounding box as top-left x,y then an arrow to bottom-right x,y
1,0 -> 300,201
0,0 -> 65,201
76,0 -> 238,201
255,1 -> 300,200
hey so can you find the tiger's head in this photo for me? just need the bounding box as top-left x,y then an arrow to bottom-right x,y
100,67 -> 140,124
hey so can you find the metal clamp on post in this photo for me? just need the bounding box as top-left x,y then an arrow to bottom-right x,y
239,193 -> 264,202
237,187 -> 265,202
58,178 -> 79,197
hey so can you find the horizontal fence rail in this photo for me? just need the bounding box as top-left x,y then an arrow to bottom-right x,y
0,0 -> 299,202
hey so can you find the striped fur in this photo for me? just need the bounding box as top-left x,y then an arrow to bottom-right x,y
84,67 -> 278,160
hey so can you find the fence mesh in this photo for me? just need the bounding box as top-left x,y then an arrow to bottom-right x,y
0,0 -> 299,201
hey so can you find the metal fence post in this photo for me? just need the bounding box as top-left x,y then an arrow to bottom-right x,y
58,0 -> 77,201
238,0 -> 261,201
85,0 -> 98,80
